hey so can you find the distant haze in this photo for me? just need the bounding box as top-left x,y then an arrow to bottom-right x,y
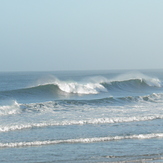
1,0 -> 163,71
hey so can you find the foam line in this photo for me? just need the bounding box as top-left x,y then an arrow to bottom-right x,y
0,115 -> 163,132
1,133 -> 163,148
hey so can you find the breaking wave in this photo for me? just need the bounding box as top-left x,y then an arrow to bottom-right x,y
0,101 -> 20,116
0,75 -> 161,100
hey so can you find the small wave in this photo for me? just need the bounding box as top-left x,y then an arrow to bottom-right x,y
1,133 -> 163,148
58,93 -> 163,105
0,93 -> 162,117
0,101 -> 20,116
1,115 -> 162,132
117,93 -> 163,103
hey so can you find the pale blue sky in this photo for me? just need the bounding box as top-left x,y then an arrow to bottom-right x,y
0,0 -> 163,71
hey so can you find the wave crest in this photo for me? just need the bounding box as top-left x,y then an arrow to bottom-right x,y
35,74 -> 162,95
0,74 -> 161,101
56,81 -> 107,94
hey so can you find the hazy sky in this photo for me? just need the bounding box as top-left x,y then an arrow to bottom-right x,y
1,0 -> 163,71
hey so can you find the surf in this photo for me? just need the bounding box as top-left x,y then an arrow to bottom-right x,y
1,133 -> 163,148
0,92 -> 163,117
1,114 -> 163,132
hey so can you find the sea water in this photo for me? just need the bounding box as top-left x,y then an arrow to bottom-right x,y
0,70 -> 163,162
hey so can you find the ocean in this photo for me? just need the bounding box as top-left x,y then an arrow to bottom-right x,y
0,69 -> 163,163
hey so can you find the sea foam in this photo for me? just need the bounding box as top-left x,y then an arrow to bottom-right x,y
1,133 -> 163,148
1,115 -> 163,132
0,101 -> 20,116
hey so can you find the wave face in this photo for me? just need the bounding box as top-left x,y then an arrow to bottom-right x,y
0,73 -> 161,103
1,70 -> 163,163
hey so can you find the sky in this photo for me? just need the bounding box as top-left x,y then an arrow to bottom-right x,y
0,0 -> 163,71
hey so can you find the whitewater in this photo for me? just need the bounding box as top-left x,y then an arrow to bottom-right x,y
1,70 -> 163,162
